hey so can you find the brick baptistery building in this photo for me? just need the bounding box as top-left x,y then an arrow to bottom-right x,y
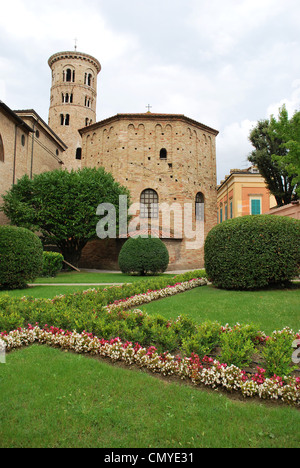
0,49 -> 219,270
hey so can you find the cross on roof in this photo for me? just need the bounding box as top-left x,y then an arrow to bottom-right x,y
74,38 -> 78,51
146,104 -> 152,113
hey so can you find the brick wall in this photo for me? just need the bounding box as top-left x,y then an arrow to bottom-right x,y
79,113 -> 218,270
48,51 -> 101,171
0,105 -> 64,225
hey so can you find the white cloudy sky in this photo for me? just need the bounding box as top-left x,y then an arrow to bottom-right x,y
1,0 -> 300,183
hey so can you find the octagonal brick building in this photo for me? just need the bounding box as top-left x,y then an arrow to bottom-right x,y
78,113 -> 219,270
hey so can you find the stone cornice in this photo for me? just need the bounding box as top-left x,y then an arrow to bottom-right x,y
48,51 -> 101,74
79,113 -> 219,136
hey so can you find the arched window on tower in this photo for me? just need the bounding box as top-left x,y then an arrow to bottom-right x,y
85,96 -> 91,108
66,69 -> 72,82
160,148 -> 167,160
85,72 -> 93,86
140,189 -> 159,219
64,68 -> 75,83
0,134 -> 4,162
62,93 -> 73,103
196,192 -> 205,222
60,114 -> 70,126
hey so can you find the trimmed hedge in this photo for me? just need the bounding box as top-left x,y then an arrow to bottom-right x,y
42,252 -> 64,278
0,226 -> 43,290
204,215 -> 300,290
118,236 -> 169,275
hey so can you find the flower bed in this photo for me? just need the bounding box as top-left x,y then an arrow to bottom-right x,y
1,270 -> 299,406
1,325 -> 300,407
104,278 -> 208,312
0,271 -> 208,336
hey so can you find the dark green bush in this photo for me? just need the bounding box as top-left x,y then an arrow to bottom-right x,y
220,326 -> 257,368
0,226 -> 43,290
262,330 -> 298,377
42,252 -> 64,277
205,215 -> 300,290
118,236 -> 169,275
180,320 -> 222,359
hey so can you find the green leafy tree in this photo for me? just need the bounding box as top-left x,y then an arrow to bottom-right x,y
1,167 -> 131,267
248,112 -> 298,206
269,105 -> 300,197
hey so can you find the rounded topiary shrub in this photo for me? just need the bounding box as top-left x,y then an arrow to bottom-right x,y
118,236 -> 169,275
0,226 -> 43,290
204,215 -> 300,290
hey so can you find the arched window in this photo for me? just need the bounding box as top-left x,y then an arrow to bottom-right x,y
60,114 -> 70,126
76,148 -> 82,160
160,148 -> 167,160
140,189 -> 159,219
196,192 -> 205,221
0,134 -> 4,162
85,72 -> 93,86
88,73 -> 92,86
66,69 -> 72,82
64,68 -> 75,83
85,96 -> 91,108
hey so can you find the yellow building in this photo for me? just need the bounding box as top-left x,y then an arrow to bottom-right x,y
217,166 -> 276,223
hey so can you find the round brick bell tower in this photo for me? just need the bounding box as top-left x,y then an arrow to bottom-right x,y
48,50 -> 101,170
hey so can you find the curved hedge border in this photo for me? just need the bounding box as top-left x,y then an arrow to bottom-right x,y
2,325 -> 300,407
104,278 -> 208,312
0,274 -> 208,354
0,271 -> 206,328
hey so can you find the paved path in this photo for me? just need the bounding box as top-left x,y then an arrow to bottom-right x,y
83,269 -> 193,274
29,269 -> 196,287
29,283 -> 127,287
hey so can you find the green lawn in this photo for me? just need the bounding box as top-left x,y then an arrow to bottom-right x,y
141,284 -> 300,335
0,285 -> 106,299
0,280 -> 299,335
33,271 -> 175,284
0,271 -> 176,299
0,345 -> 299,448
1,277 -> 299,448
